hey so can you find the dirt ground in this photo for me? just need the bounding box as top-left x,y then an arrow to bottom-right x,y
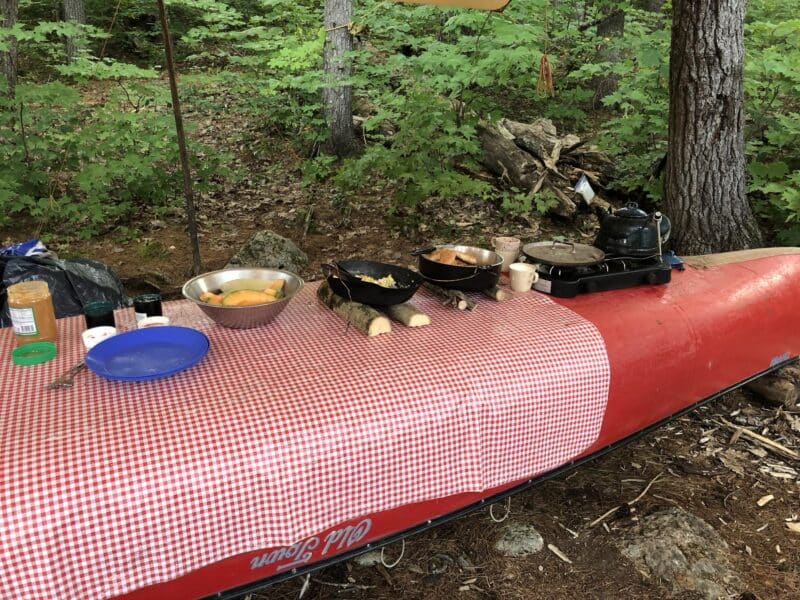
3,101 -> 798,600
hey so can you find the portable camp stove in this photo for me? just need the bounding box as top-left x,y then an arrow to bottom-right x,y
522,241 -> 672,298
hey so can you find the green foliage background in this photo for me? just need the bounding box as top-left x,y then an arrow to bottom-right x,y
1,0 -> 799,240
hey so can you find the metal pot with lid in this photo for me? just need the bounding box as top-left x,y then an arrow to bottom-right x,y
522,241 -> 606,267
594,202 -> 671,258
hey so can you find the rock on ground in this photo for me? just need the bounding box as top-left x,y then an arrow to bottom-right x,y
620,508 -> 740,599
226,231 -> 308,274
352,549 -> 382,567
494,522 -> 544,557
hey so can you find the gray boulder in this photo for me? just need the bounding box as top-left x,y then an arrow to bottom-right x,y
620,508 -> 740,599
352,549 -> 381,567
226,231 -> 308,274
494,522 -> 544,557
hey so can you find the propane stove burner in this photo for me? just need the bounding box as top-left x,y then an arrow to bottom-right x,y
521,241 -> 674,297
534,254 -> 672,297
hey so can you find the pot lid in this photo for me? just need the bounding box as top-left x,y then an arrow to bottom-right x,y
615,202 -> 649,219
522,241 -> 605,267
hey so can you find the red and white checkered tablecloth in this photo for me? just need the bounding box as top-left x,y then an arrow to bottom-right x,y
0,283 -> 609,599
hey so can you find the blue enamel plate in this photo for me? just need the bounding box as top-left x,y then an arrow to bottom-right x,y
85,326 -> 210,382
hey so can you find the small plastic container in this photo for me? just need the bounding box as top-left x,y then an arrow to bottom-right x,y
82,326 -> 117,350
138,316 -> 170,329
8,281 -> 58,346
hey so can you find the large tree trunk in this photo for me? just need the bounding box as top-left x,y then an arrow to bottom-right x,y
1,0 -> 18,97
63,0 -> 85,64
322,0 -> 355,157
665,0 -> 762,254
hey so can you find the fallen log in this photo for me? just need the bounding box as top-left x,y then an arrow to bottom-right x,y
423,282 -> 476,311
499,118 -> 561,160
746,364 -> 800,408
476,123 -> 542,192
477,123 -> 577,219
482,286 -> 511,302
384,303 -> 431,327
317,281 -> 392,337
746,376 -> 798,408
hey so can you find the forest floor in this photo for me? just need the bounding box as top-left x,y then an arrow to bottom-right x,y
2,92 -> 798,599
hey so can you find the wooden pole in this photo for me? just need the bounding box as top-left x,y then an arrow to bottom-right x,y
156,0 -> 202,275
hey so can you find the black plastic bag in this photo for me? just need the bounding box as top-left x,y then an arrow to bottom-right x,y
1,256 -> 129,328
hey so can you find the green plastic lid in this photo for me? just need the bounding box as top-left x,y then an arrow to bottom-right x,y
12,341 -> 57,366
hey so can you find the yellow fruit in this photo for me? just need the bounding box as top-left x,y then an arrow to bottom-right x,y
222,290 -> 273,307
200,291 -> 224,305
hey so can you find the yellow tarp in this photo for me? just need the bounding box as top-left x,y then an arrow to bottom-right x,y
393,0 -> 510,11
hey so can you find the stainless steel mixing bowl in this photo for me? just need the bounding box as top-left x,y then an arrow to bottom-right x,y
182,268 -> 304,329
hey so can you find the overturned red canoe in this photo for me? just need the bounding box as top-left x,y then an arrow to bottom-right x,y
2,248 -> 799,600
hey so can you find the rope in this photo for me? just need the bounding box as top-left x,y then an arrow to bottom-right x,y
536,5 -> 555,98
380,539 -> 405,569
489,496 -> 511,523
536,54 -> 555,97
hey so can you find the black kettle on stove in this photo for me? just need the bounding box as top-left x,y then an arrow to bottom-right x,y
594,202 -> 671,258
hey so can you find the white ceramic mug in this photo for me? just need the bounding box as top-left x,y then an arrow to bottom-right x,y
509,262 -> 539,292
492,236 -> 521,272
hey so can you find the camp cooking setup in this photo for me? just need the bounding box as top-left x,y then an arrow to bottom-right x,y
3,205 -> 800,600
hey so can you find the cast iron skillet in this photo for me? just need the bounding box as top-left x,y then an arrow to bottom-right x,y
412,244 -> 503,292
323,260 -> 423,306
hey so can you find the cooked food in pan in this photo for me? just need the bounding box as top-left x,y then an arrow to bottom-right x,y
424,248 -> 479,266
356,273 -> 398,288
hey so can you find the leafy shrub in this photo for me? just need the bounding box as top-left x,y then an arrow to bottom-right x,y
336,86 -> 491,217
744,15 -> 800,242
0,82 -> 232,237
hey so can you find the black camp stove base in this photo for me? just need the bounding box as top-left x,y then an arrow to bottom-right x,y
534,263 -> 672,298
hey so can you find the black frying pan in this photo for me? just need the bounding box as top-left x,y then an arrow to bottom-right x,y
412,244 -> 503,291
323,260 -> 423,306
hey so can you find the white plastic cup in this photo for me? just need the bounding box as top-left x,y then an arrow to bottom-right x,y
509,263 -> 539,292
82,326 -> 117,350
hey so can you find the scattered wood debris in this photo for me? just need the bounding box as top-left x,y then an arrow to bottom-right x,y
756,494 -> 774,507
547,543 -> 573,564
718,418 -> 799,461
589,472 -> 664,528
423,282 -> 476,311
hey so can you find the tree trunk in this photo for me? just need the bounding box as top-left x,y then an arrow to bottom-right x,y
665,0 -> 762,254
1,0 -> 18,97
322,0 -> 355,157
63,0 -> 85,64
592,6 -> 625,102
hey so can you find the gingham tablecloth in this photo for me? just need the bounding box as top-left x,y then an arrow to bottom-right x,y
0,283 -> 609,599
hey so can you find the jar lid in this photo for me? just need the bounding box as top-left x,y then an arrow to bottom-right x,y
12,341 -> 57,366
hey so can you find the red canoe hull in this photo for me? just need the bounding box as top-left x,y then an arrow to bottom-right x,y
117,249 -> 800,599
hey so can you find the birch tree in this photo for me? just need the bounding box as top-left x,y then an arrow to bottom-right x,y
323,0 -> 355,157
63,0 -> 85,63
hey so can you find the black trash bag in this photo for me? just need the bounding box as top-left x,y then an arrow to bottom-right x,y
1,256 -> 130,328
